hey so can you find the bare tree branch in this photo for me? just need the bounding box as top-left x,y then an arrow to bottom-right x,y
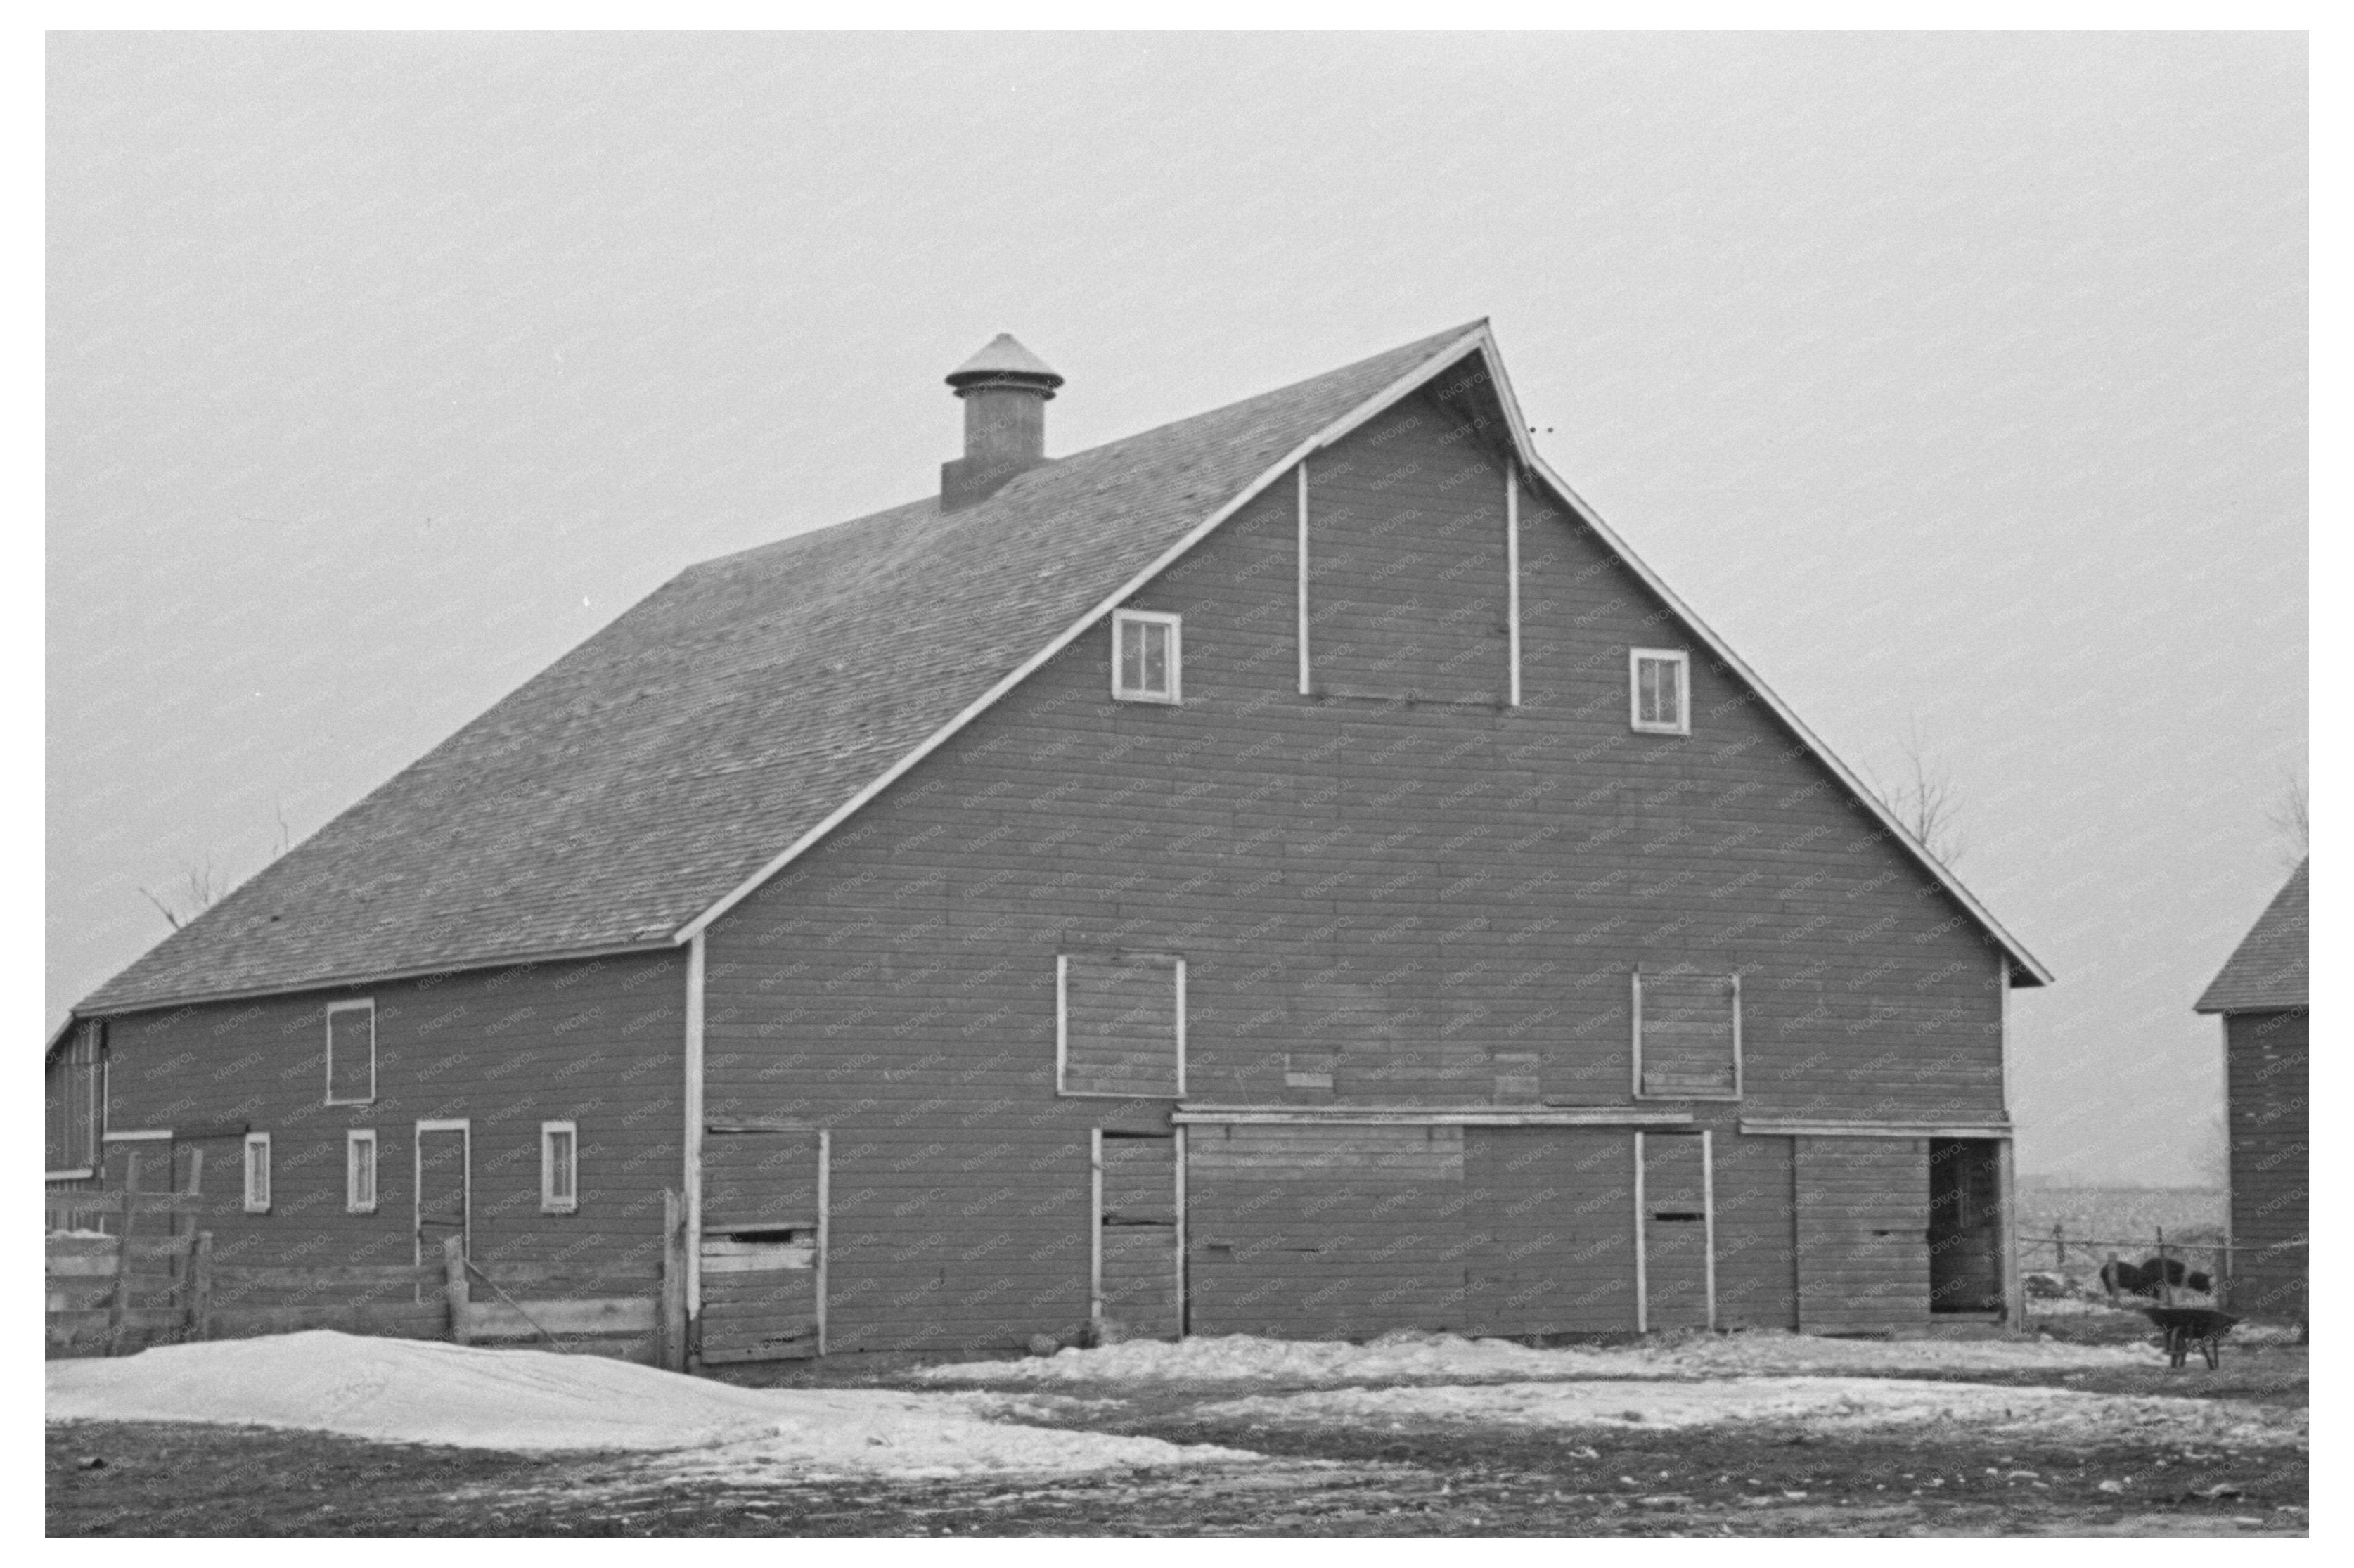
2267,772 -> 2308,870
139,853 -> 226,932
1867,718 -> 1969,869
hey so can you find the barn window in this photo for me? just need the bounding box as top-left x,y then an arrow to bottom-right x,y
1629,648 -> 1690,735
1112,610 -> 1182,704
243,1133 -> 272,1214
346,1129 -> 378,1214
1633,971 -> 1741,1099
541,1121 -> 579,1214
325,1000 -> 376,1106
1057,953 -> 1185,1098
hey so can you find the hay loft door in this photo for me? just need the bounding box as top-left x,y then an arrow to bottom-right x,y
697,1126 -> 828,1363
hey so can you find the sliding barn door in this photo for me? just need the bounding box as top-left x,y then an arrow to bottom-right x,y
1795,1136 -> 1929,1332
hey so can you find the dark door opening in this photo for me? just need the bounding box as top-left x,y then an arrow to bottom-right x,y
1927,1137 -> 2004,1313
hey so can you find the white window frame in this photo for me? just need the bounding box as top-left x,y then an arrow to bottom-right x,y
1631,970 -> 1744,1102
324,999 -> 377,1107
1111,609 -> 1183,705
1055,952 -> 1188,1099
1628,648 -> 1691,736
347,1129 -> 378,1214
541,1120 -> 579,1214
243,1132 -> 272,1214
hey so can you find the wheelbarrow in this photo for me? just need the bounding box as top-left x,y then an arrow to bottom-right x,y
2142,1305 -> 2239,1369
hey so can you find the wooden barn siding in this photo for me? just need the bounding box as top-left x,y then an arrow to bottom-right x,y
1794,1137 -> 1931,1332
702,390 -> 2005,1351
2225,1009 -> 2307,1318
83,951 -> 684,1303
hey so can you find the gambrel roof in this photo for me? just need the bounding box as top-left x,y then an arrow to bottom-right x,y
2194,859 -> 2308,1014
80,322 -> 2051,1015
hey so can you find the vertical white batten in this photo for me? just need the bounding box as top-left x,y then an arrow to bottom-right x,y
1632,1130 -> 1649,1334
1088,1128 -> 1105,1324
1174,958 -> 1188,1096
683,932 -> 707,1328
816,1126 -> 831,1356
1505,458 -> 1522,707
1295,462 -> 1311,695
1702,1129 -> 1718,1332
1054,953 -> 1069,1095
1173,1125 -> 1189,1336
1629,970 -> 1644,1098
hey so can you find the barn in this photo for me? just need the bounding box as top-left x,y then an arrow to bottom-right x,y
2193,858 -> 2308,1323
49,321 -> 2053,1363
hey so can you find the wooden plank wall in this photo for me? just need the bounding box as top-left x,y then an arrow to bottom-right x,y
2225,1009 -> 2308,1319
1097,1132 -> 1180,1337
1794,1137 -> 1930,1332
689,385 -> 2009,1353
85,951 -> 685,1289
1458,1128 -> 1638,1337
1064,956 -> 1181,1097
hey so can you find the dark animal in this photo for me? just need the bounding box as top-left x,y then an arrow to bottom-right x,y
2099,1257 -> 2213,1298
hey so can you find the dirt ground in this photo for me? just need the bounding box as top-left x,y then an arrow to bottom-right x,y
46,1333 -> 2307,1538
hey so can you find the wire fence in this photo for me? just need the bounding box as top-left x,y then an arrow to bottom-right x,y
2027,1223 -> 2307,1318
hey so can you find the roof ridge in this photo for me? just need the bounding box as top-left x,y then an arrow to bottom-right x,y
684,322 -> 1487,577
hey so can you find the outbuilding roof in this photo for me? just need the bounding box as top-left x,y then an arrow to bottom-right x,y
79,321 -> 2051,1015
2194,859 -> 2309,1014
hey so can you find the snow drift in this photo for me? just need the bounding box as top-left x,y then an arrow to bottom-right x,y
918,1328 -> 2156,1386
44,1331 -> 1247,1479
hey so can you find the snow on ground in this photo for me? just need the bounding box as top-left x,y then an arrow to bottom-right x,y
1192,1377 -> 2307,1450
45,1331 -> 1249,1480
918,1328 -> 2156,1386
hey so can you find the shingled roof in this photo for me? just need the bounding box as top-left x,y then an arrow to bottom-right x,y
80,319 -> 2052,1016
81,323 -> 1486,1013
2194,859 -> 2308,1014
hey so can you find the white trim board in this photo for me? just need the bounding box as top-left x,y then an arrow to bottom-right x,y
1739,1119 -> 2012,1139
1172,1106 -> 1694,1128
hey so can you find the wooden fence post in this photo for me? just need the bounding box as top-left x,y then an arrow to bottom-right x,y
106,1150 -> 143,1357
443,1233 -> 471,1347
660,1189 -> 688,1373
187,1231 -> 214,1342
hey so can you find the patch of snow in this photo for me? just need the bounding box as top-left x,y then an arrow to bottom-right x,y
1191,1377 -> 2306,1450
44,1330 -> 1249,1480
918,1328 -> 2154,1386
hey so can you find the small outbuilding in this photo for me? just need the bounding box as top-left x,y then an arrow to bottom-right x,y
2193,858 -> 2308,1322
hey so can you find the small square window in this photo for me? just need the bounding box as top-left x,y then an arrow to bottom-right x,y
347,1129 -> 378,1214
1112,610 -> 1182,704
243,1133 -> 272,1214
326,1001 -> 375,1105
1629,648 -> 1690,735
541,1121 -> 579,1214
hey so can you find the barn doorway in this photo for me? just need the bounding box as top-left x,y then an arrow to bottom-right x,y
697,1126 -> 827,1363
1927,1137 -> 2005,1314
1638,1130 -> 1715,1331
1093,1129 -> 1182,1339
413,1119 -> 471,1269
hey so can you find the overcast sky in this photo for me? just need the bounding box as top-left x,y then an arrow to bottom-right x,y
47,31 -> 2305,1185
